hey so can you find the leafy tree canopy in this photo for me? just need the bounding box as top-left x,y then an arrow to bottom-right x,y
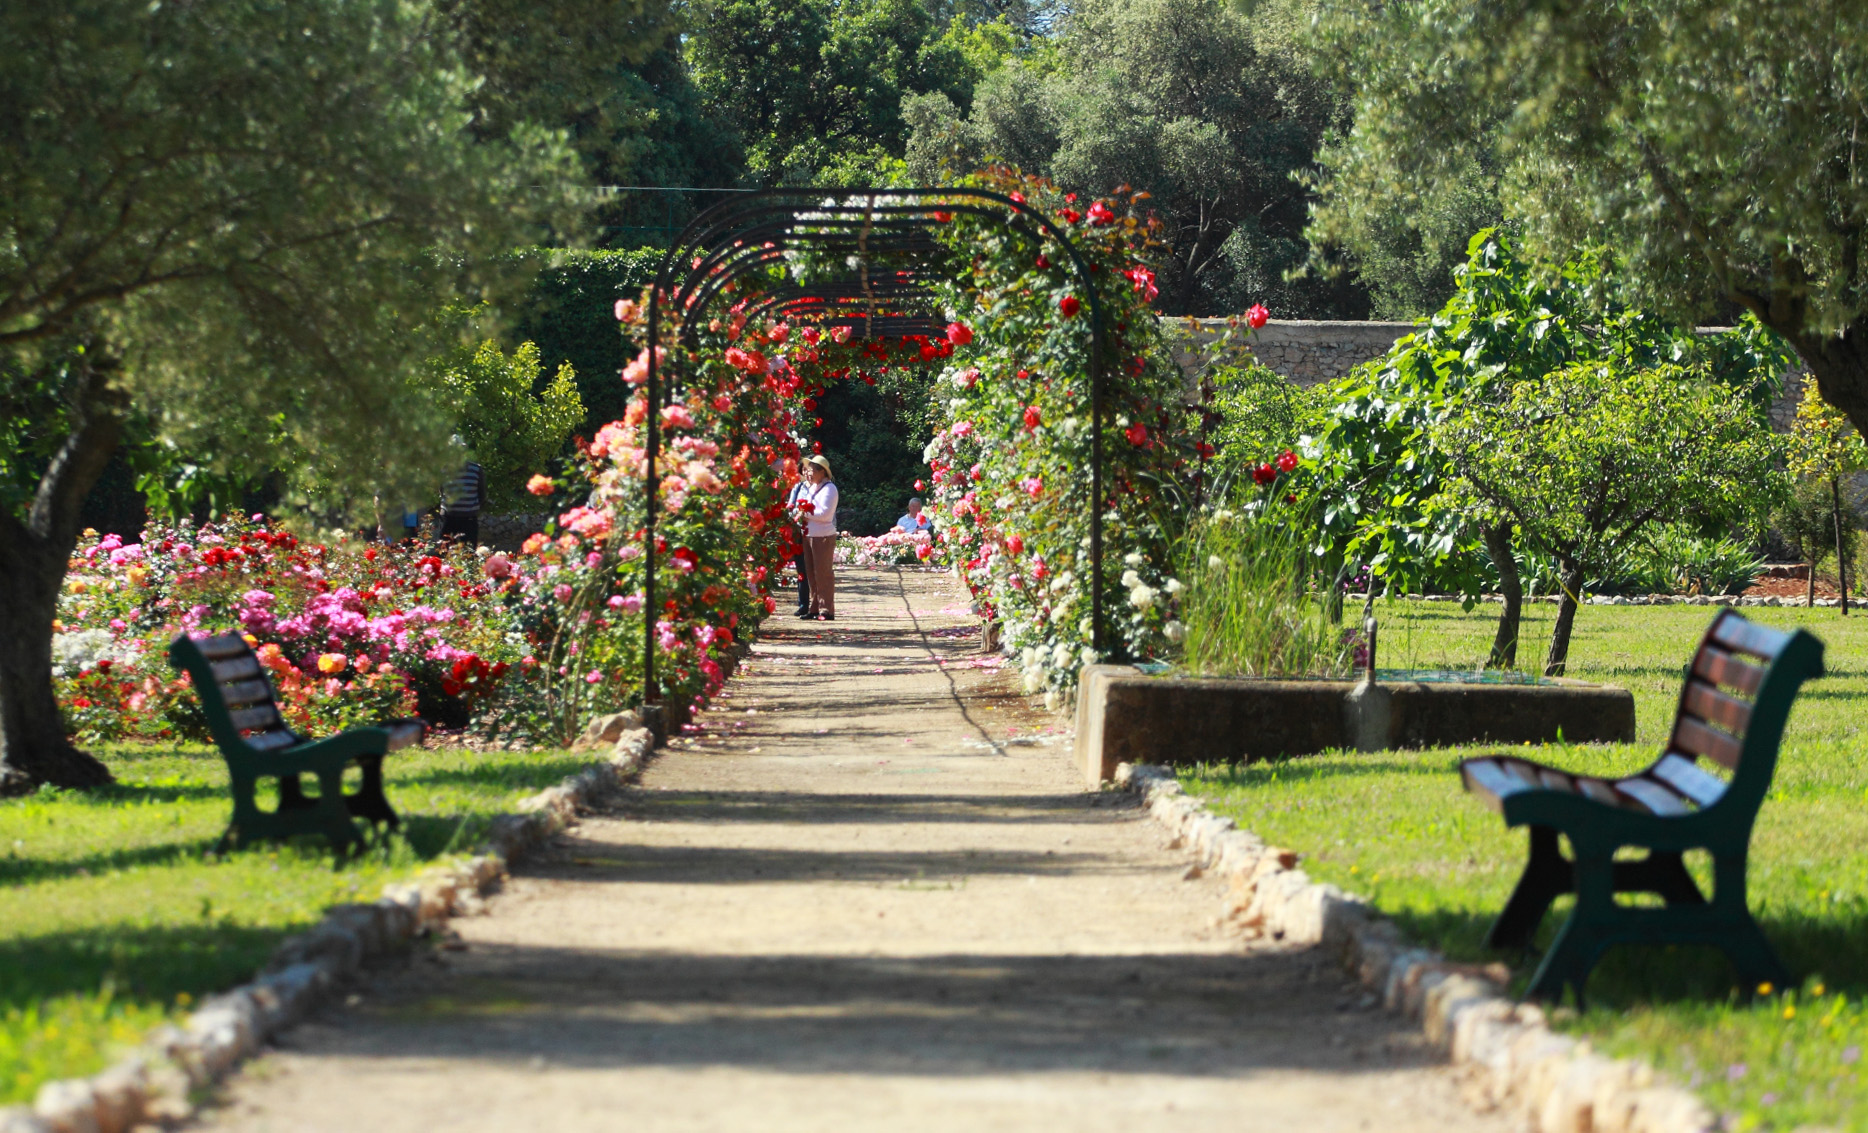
905,0 -> 1359,317
1307,0 -> 1868,432
688,0 -> 998,187
0,0 -> 583,790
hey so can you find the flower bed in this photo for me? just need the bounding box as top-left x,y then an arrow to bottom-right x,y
836,530 -> 933,567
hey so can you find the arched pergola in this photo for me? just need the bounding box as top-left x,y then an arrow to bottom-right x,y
643,188 -> 1111,706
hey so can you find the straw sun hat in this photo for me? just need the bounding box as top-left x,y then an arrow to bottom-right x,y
805,454 -> 834,479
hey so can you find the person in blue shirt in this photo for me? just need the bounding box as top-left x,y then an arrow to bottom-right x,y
895,497 -> 931,535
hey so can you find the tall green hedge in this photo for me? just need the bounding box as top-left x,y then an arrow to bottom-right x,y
509,247 -> 664,430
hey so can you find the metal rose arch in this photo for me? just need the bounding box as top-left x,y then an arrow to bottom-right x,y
641,187 -> 1110,709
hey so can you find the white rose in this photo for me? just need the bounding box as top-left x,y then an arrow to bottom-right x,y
1163,620 -> 1187,643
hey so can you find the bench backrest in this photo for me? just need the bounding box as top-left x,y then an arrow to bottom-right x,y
168,633 -> 302,755
1652,610 -> 1823,821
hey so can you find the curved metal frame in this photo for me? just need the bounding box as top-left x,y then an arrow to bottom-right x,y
643,188 -> 1108,704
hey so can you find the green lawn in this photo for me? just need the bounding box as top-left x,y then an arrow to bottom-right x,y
1,744 -> 587,1105
1181,600 -> 1868,1131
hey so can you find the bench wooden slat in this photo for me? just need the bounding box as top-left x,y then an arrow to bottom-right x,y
218,678 -> 274,708
1462,759 -> 1535,811
1682,680 -> 1752,735
228,704 -> 282,733
1615,777 -> 1693,817
1692,645 -> 1766,696
209,655 -> 263,683
1537,768 -> 1577,792
1576,777 -> 1631,808
244,728 -> 300,752
195,634 -> 251,660
1672,717 -> 1744,770
1710,615 -> 1793,660
1651,753 -> 1729,808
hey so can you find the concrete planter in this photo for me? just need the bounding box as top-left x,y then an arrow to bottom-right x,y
1074,665 -> 1636,786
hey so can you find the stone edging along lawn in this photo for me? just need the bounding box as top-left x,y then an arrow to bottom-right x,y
0,720 -> 656,1133
1117,762 -> 1720,1133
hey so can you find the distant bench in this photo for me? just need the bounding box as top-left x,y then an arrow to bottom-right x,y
169,633 -> 423,856
1460,610 -> 1821,1002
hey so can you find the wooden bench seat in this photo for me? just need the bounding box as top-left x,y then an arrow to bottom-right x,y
1458,609 -> 1821,1002
170,633 -> 423,856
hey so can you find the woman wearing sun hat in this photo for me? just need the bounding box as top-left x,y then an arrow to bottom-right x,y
795,454 -> 839,620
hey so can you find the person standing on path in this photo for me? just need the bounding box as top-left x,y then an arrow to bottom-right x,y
438,456 -> 484,547
785,472 -> 813,616
797,454 -> 838,620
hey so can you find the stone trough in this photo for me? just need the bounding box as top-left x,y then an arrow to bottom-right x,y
1074,664 -> 1636,786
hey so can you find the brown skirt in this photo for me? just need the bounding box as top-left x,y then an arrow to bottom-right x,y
805,535 -> 837,615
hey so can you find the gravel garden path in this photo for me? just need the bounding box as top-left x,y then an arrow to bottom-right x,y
197,568 -> 1511,1133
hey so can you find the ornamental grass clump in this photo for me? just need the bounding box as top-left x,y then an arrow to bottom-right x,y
1176,506 -> 1356,680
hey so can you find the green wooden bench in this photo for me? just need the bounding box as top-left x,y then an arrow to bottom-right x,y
169,633 -> 423,856
1459,609 -> 1821,1002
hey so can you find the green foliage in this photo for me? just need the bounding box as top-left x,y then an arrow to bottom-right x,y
1436,359 -> 1778,671
1176,507 -> 1353,678
0,0 -> 580,517
510,247 -> 664,430
1180,599 -> 1868,1130
687,0 -> 987,186
1306,0 -> 1868,433
1303,231 -> 1791,599
905,0 -> 1358,317
1203,361 -> 1324,472
0,744 -> 588,1103
440,341 -> 584,511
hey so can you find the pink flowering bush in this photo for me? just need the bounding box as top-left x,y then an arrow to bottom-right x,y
836,530 -> 934,567
53,515 -> 520,740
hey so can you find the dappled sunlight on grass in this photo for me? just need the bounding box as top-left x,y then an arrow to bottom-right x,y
0,743 -> 581,1104
1182,599 -> 1868,1129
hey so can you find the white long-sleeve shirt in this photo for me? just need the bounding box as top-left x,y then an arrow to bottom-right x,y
803,480 -> 839,537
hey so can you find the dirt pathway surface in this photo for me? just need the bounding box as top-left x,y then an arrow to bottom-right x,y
197,569 -> 1512,1132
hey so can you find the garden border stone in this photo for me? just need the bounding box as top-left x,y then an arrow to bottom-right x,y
1113,760 -> 1721,1133
0,721 -> 656,1133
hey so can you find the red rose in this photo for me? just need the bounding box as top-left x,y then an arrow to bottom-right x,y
1059,295 -> 1081,318
1057,207 -> 1082,225
1253,463 -> 1276,485
1005,535 -> 1024,554
1023,405 -> 1042,432
920,344 -> 938,361
1087,201 -> 1115,226
1124,421 -> 1149,447
946,322 -> 973,346
914,479 -> 926,491
931,210 -> 953,223
1035,254 -> 1051,269
1246,303 -> 1270,329
1276,449 -> 1299,472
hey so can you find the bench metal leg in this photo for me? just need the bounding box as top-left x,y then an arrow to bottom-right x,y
1613,851 -> 1706,907
1711,851 -> 1791,993
1526,850 -> 1615,1005
1487,825 -> 1571,950
342,756 -> 400,833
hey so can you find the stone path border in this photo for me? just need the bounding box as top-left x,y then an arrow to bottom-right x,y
1388,593 -> 1840,608
0,723 -> 656,1133
1116,762 -> 1718,1133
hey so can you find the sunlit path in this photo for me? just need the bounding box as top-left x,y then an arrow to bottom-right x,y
195,569 -> 1508,1133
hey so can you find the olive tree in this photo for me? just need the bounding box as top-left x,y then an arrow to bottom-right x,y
1435,362 -> 1779,675
0,0 -> 577,791
1309,0 -> 1868,434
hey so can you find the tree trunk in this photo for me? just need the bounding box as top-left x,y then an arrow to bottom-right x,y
1482,523 -> 1521,669
0,347 -> 127,794
1792,318 -> 1868,441
1544,559 -> 1587,677
1834,475 -> 1851,616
